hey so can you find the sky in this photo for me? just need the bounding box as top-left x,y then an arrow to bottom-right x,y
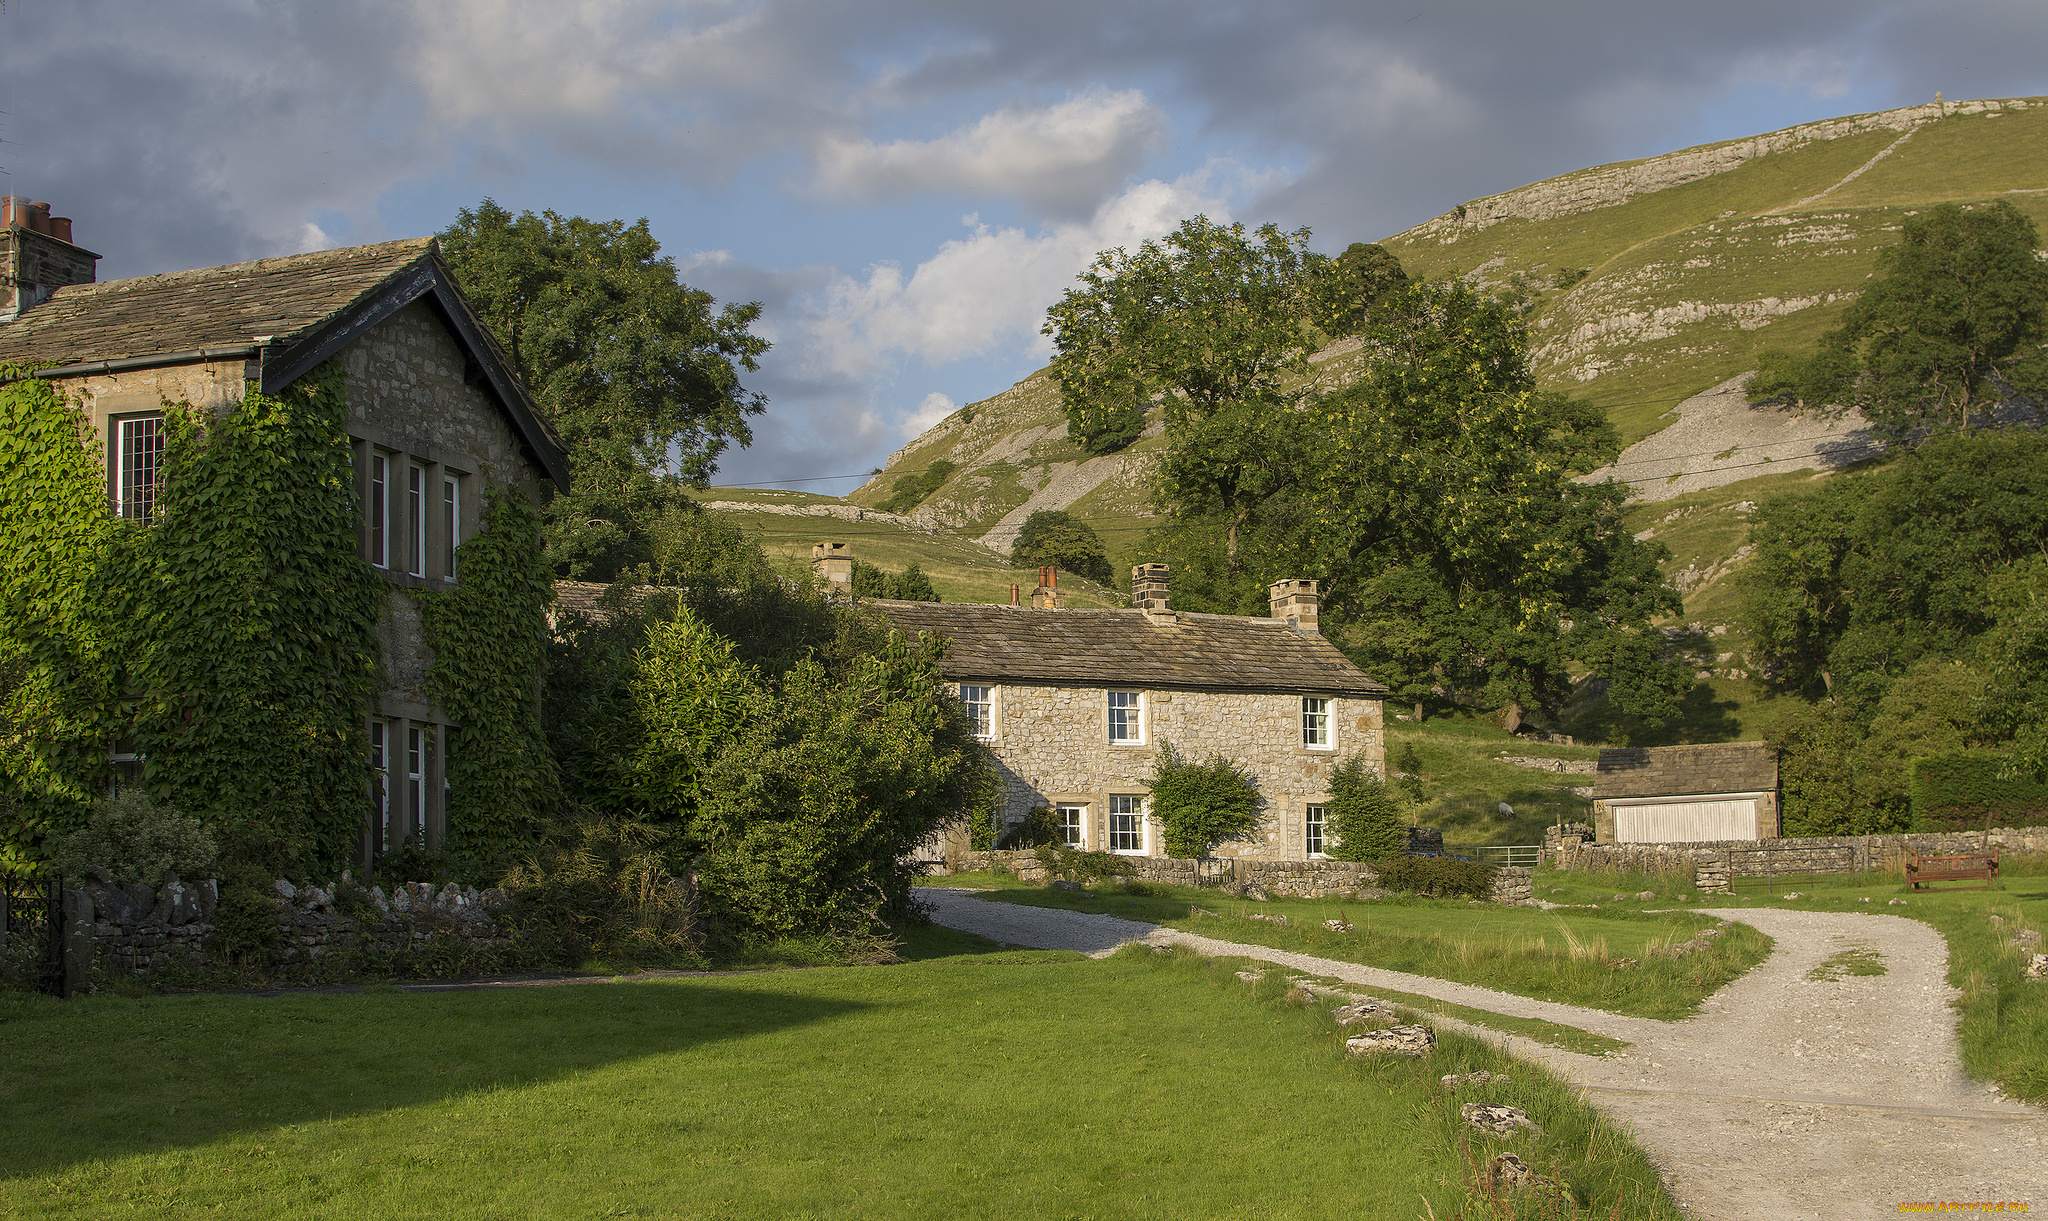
4,1 -> 2045,493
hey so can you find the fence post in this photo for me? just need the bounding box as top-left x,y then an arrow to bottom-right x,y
60,882 -> 89,999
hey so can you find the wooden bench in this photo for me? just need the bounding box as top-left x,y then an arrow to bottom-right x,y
1907,852 -> 2000,890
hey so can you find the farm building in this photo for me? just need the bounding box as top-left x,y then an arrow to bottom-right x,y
1590,742 -> 1781,843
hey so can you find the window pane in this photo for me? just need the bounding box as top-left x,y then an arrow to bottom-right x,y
960,684 -> 992,737
1305,803 -> 1326,856
408,465 -> 426,576
369,454 -> 387,567
1108,794 -> 1144,852
1056,805 -> 1085,847
443,476 -> 460,580
1302,697 -> 1330,746
1108,690 -> 1141,742
117,416 -> 166,522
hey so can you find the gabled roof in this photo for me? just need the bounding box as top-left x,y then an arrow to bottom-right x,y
1593,742 -> 1779,800
0,238 -> 570,491
872,601 -> 1388,698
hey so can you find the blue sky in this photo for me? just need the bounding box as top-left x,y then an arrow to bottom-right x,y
4,1 -> 2044,492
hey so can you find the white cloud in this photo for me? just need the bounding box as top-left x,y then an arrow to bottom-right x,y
814,89 -> 1168,216
902,391 -> 960,439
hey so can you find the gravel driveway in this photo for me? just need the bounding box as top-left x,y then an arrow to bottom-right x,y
918,888 -> 2046,1220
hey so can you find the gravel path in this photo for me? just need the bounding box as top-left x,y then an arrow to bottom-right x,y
918,889 -> 2046,1219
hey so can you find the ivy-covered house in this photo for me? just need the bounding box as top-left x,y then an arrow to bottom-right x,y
870,561 -> 1388,861
0,204 -> 568,872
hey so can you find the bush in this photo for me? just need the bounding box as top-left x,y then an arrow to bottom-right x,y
47,790 -> 218,883
875,460 -> 957,514
1033,842 -> 1136,884
1910,751 -> 2048,830
499,811 -> 701,967
998,806 -> 1062,850
851,560 -> 940,602
1148,742 -> 1261,859
1324,754 -> 1404,862
1373,854 -> 1497,899
209,861 -> 283,968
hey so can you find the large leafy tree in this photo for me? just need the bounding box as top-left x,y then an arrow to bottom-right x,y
1748,200 -> 2048,445
1010,510 -> 1114,585
438,201 -> 770,581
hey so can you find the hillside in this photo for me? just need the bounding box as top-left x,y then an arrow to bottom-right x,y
815,95 -> 2045,627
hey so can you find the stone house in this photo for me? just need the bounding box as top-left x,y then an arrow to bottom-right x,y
0,201 -> 568,864
872,561 -> 1388,860
1590,742 -> 1781,843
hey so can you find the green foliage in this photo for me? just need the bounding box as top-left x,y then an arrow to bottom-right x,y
997,806 -> 1062,850
1772,702 -> 1904,835
1743,431 -> 2048,709
1033,842 -> 1136,884
104,366 -> 384,877
438,201 -> 770,581
1371,854 -> 1497,899
209,860 -> 283,968
1009,509 -> 1113,585
420,487 -> 561,870
498,810 -> 702,966
1981,557 -> 2048,781
1311,242 -> 1410,335
48,790 -> 217,883
1324,754 -> 1405,862
851,560 -> 940,601
1746,201 -> 2048,445
875,459 -> 957,514
1908,752 -> 2048,831
1147,740 -> 1261,859
628,608 -> 771,821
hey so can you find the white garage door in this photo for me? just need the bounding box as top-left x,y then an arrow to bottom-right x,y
1615,799 -> 1757,843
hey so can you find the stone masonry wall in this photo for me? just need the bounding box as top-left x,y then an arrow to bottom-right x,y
63,873 -> 514,980
975,683 -> 1384,861
1547,827 -> 2048,890
940,851 -> 1534,905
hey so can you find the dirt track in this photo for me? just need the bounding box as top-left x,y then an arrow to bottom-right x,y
918,889 -> 2046,1220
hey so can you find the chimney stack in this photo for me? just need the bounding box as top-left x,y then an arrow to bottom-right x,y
1268,579 -> 1320,634
1131,563 -> 1176,624
2,197 -> 97,322
811,540 -> 853,590
1029,566 -> 1062,610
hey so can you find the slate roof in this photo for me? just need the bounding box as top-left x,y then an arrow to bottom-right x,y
1593,742 -> 1779,800
872,601 -> 1388,697
0,237 -> 570,491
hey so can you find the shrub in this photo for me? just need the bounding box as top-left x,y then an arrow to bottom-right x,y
499,810 -> 701,967
998,806 -> 1062,850
875,460 -> 957,514
47,790 -> 218,883
1324,754 -> 1404,862
1033,842 -> 1136,884
1910,751 -> 2048,830
1373,854 -> 1497,899
209,861 -> 283,968
1148,741 -> 1261,859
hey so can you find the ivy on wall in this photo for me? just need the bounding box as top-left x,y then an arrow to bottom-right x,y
420,486 -> 560,868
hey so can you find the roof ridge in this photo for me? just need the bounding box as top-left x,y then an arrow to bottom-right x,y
58,237 -> 435,299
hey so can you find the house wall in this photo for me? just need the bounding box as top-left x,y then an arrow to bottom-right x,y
968,681 -> 1384,861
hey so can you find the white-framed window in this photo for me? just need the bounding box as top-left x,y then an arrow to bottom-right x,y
960,684 -> 994,738
442,472 -> 462,581
1305,803 -> 1328,857
407,463 -> 428,578
1056,804 -> 1086,848
367,452 -> 390,568
1108,794 -> 1146,854
1302,697 -> 1332,749
1107,690 -> 1144,744
369,721 -> 390,850
405,724 -> 426,846
113,414 -> 166,522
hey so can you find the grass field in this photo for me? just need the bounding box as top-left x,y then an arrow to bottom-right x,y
952,877 -> 1769,1020
0,933 -> 1682,1220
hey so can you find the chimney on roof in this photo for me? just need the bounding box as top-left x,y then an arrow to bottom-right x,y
2,197 -> 97,322
1029,565 -> 1063,610
1131,563 -> 1177,625
1268,579 -> 1320,634
811,540 -> 852,590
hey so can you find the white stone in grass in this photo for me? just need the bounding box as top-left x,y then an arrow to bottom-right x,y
1890,898 -> 1908,906
1636,891 -> 1656,901
1235,970 -> 1264,983
1331,998 -> 1395,1025
1323,918 -> 1355,932
2026,954 -> 2047,981
1462,1102 -> 1542,1136
1441,1070 -> 1507,1091
1782,892 -> 1804,900
1346,1024 -> 1436,1057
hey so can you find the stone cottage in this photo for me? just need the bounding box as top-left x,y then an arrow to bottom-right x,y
0,201 -> 569,864
871,561 -> 1388,860
1590,741 -> 1781,843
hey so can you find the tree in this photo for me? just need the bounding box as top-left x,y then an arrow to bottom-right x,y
1747,201 -> 2048,445
1981,557 -> 2048,781
1146,741 -> 1262,859
851,561 -> 940,602
1010,510 -> 1114,585
1323,754 -> 1404,861
1311,242 -> 1410,336
438,201 -> 770,581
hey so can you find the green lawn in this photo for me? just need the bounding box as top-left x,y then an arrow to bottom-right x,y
0,939 -> 1680,1220
957,878 -> 1770,1020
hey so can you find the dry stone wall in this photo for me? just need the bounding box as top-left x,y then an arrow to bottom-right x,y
1547,827 -> 2048,891
939,851 -> 1533,905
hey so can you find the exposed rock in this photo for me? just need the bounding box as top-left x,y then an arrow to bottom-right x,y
1608,957 -> 1639,970
1636,891 -> 1657,901
1346,1024 -> 1436,1057
1478,1152 -> 1572,1202
1462,1102 -> 1543,1136
1441,1070 -> 1507,1091
1235,970 -> 1265,983
274,878 -> 298,901
2026,954 -> 2048,981
1282,987 -> 1315,1005
2009,929 -> 2042,951
1246,912 -> 1288,926
1989,914 -> 2006,925
1048,879 -> 1082,892
1889,899 -> 1908,906
1782,893 -> 1804,900
1331,998 -> 1395,1025
1322,918 -> 1354,932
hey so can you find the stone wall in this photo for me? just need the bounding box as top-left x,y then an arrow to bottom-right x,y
62,873 -> 515,984
937,851 -> 1534,905
976,684 -> 1384,861
1547,827 -> 2048,890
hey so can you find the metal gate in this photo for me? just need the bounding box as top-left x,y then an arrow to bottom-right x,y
1,875 -> 67,997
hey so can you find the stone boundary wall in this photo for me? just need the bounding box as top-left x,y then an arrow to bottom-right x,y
937,851 -> 1533,905
1546,827 -> 2048,891
62,874 -> 514,983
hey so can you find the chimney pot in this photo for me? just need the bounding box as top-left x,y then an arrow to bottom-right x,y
2,197 -> 98,321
